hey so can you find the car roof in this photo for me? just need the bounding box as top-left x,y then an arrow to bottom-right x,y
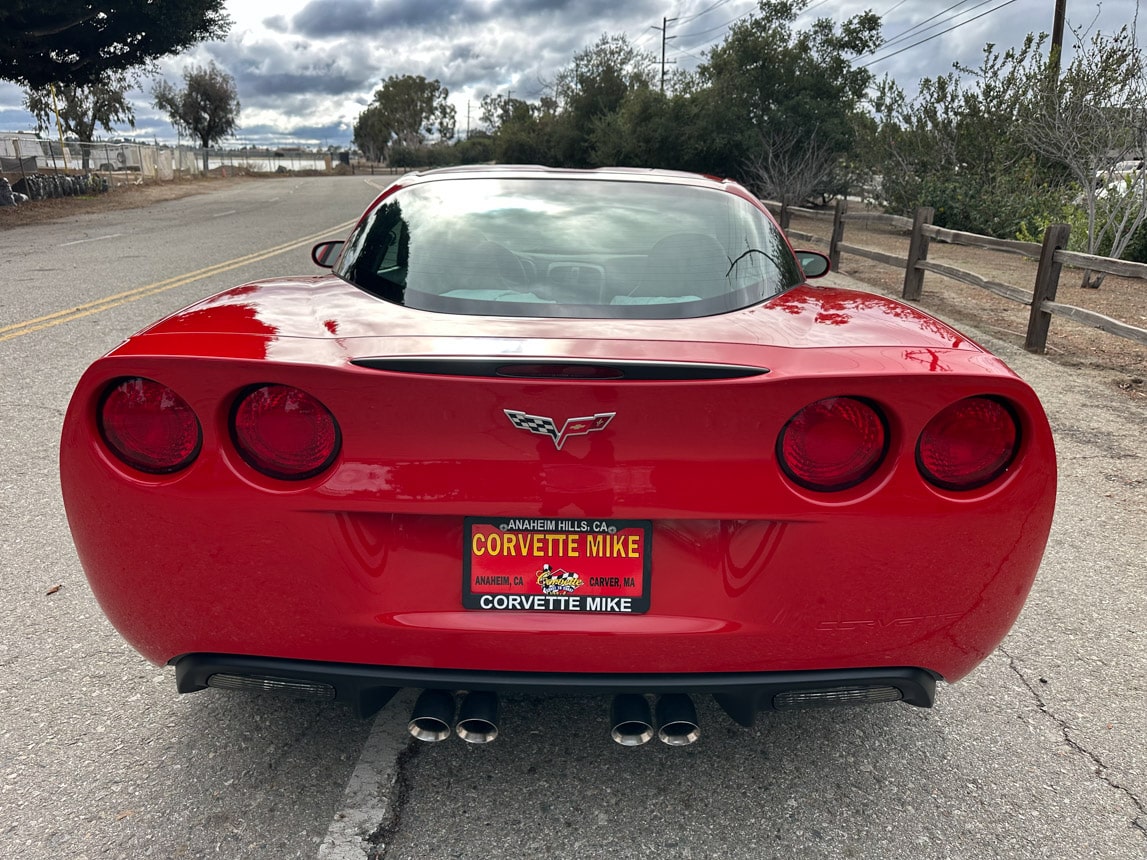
393,164 -> 736,191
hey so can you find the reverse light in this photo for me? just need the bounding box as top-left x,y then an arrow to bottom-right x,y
207,673 -> 335,700
773,685 -> 903,710
917,396 -> 1019,490
231,384 -> 340,480
778,397 -> 887,492
99,377 -> 201,474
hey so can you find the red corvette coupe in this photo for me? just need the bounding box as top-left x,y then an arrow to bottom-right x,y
61,166 -> 1056,746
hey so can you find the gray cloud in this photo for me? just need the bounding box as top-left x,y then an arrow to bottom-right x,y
289,0 -> 648,37
3,0 -> 1145,149
262,14 -> 290,33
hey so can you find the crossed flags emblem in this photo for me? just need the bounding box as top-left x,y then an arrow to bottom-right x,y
504,410 -> 615,450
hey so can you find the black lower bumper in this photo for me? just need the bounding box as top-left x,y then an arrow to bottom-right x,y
172,654 -> 938,724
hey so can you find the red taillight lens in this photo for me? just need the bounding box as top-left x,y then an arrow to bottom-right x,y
918,396 -> 1018,490
99,377 -> 201,474
232,384 -> 340,480
779,397 -> 887,491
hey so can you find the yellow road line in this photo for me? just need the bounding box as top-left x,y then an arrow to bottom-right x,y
1,218 -> 359,343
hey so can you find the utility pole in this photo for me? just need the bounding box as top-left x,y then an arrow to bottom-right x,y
1051,0 -> 1067,77
652,16 -> 678,93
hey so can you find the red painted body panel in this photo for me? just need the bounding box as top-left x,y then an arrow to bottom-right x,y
59,168 -> 1056,698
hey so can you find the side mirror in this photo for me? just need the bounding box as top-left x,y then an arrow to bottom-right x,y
795,250 -> 830,279
311,240 -> 345,269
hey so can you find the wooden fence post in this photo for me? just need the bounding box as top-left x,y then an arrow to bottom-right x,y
829,198 -> 847,271
1024,222 -> 1071,354
902,206 -> 933,301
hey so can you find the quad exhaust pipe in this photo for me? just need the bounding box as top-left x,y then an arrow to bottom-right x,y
610,694 -> 700,746
408,690 -> 697,746
408,690 -> 501,744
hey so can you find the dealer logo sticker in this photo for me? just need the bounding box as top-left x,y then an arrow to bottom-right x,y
536,564 -> 584,595
504,410 -> 615,450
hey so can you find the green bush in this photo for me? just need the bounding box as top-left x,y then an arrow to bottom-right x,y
1122,220 -> 1147,263
388,144 -> 457,168
913,176 -> 1069,241
453,135 -> 494,164
1014,198 -> 1090,252
1015,184 -> 1147,260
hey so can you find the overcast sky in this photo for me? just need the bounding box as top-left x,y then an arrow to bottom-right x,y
1,0 -> 1144,148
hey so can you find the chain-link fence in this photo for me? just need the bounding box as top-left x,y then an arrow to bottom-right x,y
1,134 -> 339,202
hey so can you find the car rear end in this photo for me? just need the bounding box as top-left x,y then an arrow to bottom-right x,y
60,329 -> 1056,728
60,167 -> 1056,738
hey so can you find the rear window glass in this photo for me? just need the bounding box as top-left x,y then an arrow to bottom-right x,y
335,176 -> 802,319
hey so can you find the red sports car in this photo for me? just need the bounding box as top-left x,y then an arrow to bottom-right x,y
60,166 -> 1056,746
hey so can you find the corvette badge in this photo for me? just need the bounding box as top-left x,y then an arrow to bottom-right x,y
504,410 -> 615,450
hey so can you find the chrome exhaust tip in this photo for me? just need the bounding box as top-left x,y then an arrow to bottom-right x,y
656,694 -> 700,746
408,689 -> 455,742
455,691 -> 500,744
610,693 -> 654,746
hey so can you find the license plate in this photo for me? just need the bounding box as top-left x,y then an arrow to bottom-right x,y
463,517 -> 651,613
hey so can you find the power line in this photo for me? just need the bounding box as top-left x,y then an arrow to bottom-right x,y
677,0 -> 735,25
873,0 -> 988,54
856,0 -> 1022,68
674,1 -> 758,46
665,0 -> 989,70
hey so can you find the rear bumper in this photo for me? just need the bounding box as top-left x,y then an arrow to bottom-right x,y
173,653 -> 937,723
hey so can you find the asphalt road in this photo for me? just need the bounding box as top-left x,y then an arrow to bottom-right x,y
1,176 -> 1143,860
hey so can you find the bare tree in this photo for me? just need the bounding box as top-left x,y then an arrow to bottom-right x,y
744,127 -> 838,226
1022,24 -> 1147,288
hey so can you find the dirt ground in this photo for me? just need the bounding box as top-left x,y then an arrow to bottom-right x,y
0,175 -> 243,226
788,212 -> 1146,402
2,177 -> 1143,400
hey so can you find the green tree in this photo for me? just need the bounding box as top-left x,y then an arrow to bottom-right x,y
354,75 -> 455,163
24,71 -> 136,169
476,93 -> 559,164
480,94 -> 534,134
588,87 -> 689,168
153,62 -> 240,171
697,0 -> 882,194
0,1 -> 230,89
353,104 -> 391,163
866,37 -> 1069,238
550,34 -> 656,166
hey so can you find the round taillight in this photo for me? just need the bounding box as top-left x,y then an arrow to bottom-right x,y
778,397 -> 887,492
917,396 -> 1018,490
99,377 -> 201,474
232,384 -> 340,480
